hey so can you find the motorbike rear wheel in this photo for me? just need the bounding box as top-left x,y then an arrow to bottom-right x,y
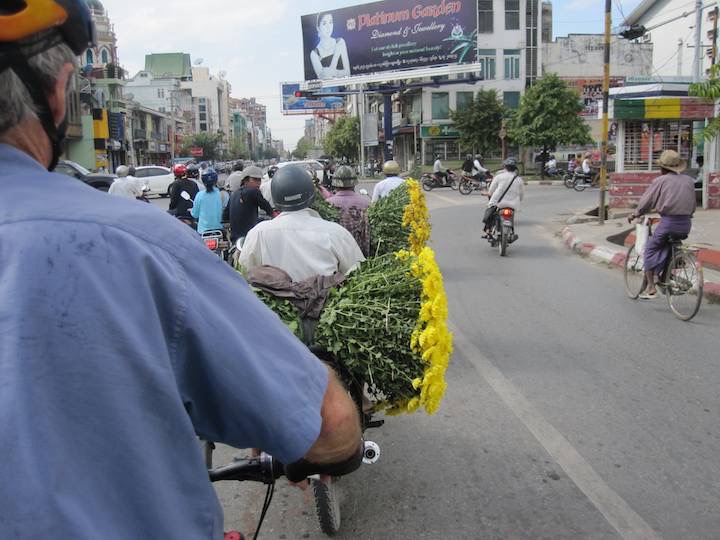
499,227 -> 509,256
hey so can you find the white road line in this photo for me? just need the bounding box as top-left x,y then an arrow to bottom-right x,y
450,323 -> 661,540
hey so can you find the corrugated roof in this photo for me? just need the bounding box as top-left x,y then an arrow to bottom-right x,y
144,53 -> 192,79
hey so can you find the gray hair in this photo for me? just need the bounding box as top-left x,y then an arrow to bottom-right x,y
0,40 -> 77,135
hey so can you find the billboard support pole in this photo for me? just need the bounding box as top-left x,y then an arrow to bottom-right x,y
359,84 -> 365,178
383,93 -> 393,161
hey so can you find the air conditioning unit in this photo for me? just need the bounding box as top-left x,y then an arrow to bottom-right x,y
641,32 -> 651,43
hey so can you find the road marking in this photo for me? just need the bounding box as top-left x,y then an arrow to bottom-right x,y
428,192 -> 463,206
450,323 -> 661,540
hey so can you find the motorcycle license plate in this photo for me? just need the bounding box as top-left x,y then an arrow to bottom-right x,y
502,220 -> 513,226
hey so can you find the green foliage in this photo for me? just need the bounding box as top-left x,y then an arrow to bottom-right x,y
508,73 -> 593,150
689,64 -> 720,140
450,89 -> 505,156
179,132 -> 223,160
263,146 -> 280,160
368,183 -> 410,256
310,190 -> 340,222
324,116 -> 360,161
442,28 -> 478,63
292,136 -> 312,159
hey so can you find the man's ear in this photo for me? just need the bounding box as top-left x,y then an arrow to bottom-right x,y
47,62 -> 75,128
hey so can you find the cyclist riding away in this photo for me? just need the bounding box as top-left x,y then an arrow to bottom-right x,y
0,4 -> 362,537
628,149 -> 696,299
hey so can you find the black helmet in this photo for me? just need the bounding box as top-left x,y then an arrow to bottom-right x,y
271,165 -> 316,211
503,157 -> 518,170
186,164 -> 200,179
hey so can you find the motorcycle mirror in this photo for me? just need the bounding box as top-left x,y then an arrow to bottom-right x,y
180,191 -> 192,201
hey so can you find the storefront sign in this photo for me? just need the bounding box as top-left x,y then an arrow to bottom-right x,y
190,147 -> 204,157
420,124 -> 459,138
301,0 -> 477,81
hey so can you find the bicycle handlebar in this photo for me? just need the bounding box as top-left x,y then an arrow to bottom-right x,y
208,453 -> 283,485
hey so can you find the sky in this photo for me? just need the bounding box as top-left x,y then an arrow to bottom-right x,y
101,0 -> 644,151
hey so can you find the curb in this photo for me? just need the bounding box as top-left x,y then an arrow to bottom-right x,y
561,226 -> 720,303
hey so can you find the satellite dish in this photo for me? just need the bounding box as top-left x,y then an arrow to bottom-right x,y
194,58 -> 204,65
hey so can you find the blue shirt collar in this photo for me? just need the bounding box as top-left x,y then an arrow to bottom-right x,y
0,143 -> 48,176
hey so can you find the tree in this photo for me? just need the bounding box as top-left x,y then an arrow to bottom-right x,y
508,73 -> 592,175
324,116 -> 360,161
263,147 -> 280,160
179,132 -> 222,160
689,64 -> 720,140
450,89 -> 505,157
292,136 -> 312,159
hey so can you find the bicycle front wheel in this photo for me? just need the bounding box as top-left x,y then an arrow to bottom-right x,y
624,244 -> 646,299
666,250 -> 703,321
459,179 -> 473,195
312,477 -> 341,536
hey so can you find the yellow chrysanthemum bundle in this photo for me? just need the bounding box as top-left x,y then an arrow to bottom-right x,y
402,179 -> 431,255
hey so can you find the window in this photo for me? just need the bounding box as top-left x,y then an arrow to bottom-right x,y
85,49 -> 93,65
101,49 -> 109,64
199,104 -> 207,112
200,122 -> 207,131
199,112 -> 207,121
504,49 -> 521,79
478,0 -> 493,33
505,0 -> 520,30
456,92 -> 474,111
157,89 -> 162,98
478,49 -> 496,80
503,91 -> 521,109
431,92 -> 450,120
623,120 -> 692,171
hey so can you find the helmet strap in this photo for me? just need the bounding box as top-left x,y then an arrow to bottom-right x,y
2,46 -> 66,170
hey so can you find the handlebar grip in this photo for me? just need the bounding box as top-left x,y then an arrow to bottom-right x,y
284,441 -> 364,483
208,453 -> 283,484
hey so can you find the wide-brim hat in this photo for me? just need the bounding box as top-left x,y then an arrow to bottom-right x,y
656,149 -> 686,173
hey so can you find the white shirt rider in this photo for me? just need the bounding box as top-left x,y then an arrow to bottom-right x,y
582,157 -> 592,175
108,174 -> 144,199
488,170 -> 525,210
472,158 -> 488,176
238,207 -> 365,282
372,175 -> 405,202
433,158 -> 443,174
546,158 -> 557,170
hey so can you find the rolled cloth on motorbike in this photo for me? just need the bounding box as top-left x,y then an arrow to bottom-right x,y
246,266 -> 345,319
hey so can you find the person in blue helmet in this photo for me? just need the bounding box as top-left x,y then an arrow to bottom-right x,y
191,167 -> 229,233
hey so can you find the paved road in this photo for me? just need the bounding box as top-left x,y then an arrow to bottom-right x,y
207,186 -> 719,539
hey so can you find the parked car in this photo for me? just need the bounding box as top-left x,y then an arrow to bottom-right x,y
134,165 -> 174,197
170,157 -> 195,167
54,160 -> 116,191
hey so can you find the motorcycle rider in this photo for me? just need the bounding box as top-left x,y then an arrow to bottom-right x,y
260,165 -> 278,207
108,164 -> 145,199
461,153 -> 474,177
168,163 -> 199,223
0,3 -> 361,538
545,154 -> 558,175
225,160 -> 246,192
483,157 -> 525,239
239,165 -> 365,281
327,165 -> 371,256
472,154 -> 490,181
191,168 -> 229,234
371,159 -> 405,202
433,153 -> 448,184
228,165 -> 274,244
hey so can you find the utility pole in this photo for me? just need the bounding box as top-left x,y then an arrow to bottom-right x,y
693,0 -> 704,81
599,0 -> 611,224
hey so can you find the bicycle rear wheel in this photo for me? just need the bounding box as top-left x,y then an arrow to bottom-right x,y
665,250 -> 703,321
624,244 -> 646,299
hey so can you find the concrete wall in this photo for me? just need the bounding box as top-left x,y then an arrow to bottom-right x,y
629,0 -> 712,78
543,34 -> 653,78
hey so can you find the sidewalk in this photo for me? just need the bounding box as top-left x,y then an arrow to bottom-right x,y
559,209 -> 720,302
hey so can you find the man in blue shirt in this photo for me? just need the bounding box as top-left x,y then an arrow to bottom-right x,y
0,3 -> 361,539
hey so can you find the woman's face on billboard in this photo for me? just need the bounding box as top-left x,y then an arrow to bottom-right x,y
318,14 -> 333,38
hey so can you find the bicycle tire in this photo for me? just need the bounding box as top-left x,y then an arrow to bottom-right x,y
458,179 -> 473,195
665,250 -> 703,321
312,477 -> 341,536
624,244 -> 646,299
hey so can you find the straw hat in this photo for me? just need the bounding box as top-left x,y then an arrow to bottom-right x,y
656,149 -> 686,173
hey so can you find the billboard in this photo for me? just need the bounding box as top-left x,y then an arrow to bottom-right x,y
566,78 -> 625,117
301,0 -> 477,81
281,82 -> 345,115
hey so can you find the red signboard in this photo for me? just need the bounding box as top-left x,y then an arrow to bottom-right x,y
190,147 -> 204,157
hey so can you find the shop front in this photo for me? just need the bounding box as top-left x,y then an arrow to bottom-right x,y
419,124 -> 463,167
608,84 -> 718,209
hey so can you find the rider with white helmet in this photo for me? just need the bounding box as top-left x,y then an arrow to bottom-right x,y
371,159 -> 405,202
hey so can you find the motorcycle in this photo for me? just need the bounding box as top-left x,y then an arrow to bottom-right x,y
201,229 -> 230,260
458,172 -> 492,195
421,169 -> 459,191
170,191 -> 197,229
572,170 -> 600,191
486,207 -> 517,256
